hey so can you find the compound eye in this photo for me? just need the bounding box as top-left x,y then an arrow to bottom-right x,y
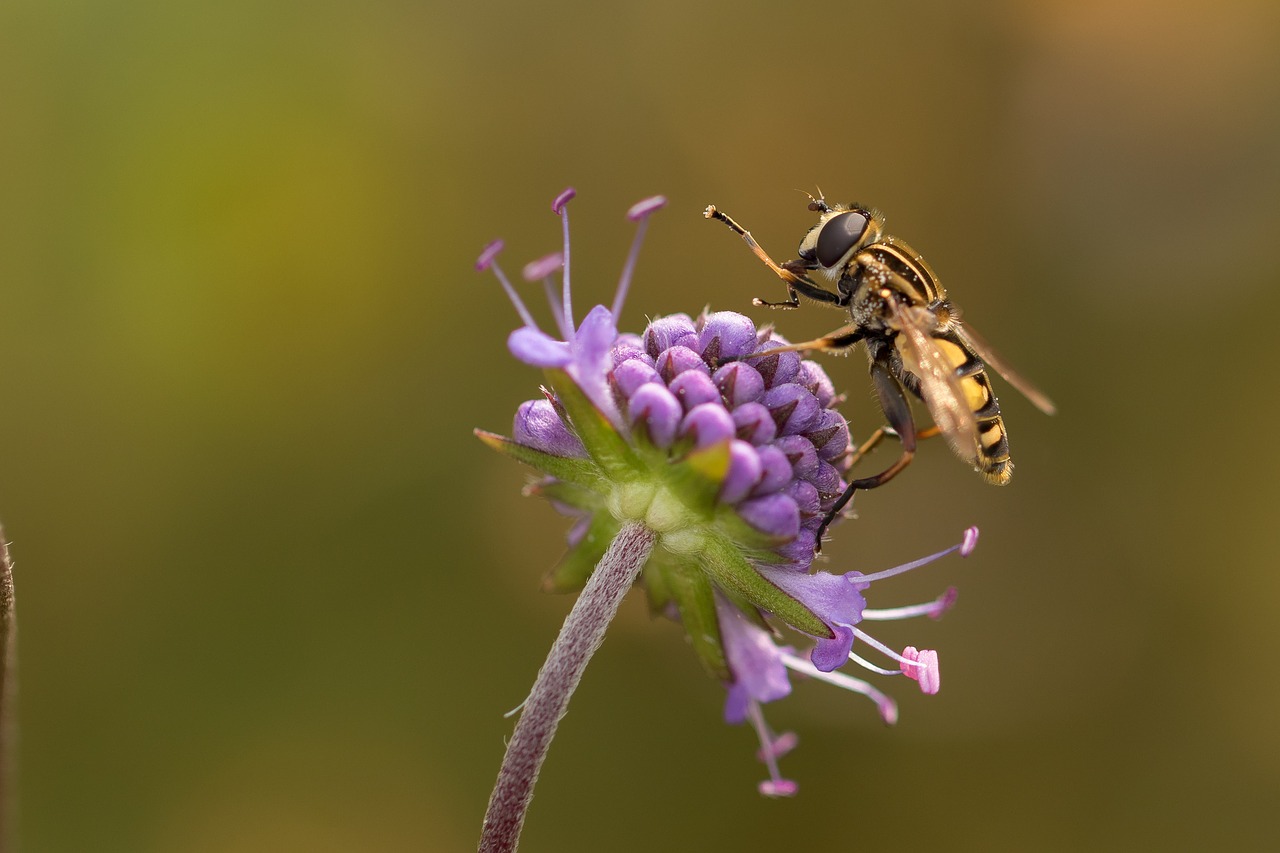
815,210 -> 869,268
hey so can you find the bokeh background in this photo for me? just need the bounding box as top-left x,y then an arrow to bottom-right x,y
2,0 -> 1279,850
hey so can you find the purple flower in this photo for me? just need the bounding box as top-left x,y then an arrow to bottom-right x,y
476,190 -> 980,797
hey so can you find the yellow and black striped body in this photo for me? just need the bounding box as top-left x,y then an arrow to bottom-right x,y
843,235 -> 1013,483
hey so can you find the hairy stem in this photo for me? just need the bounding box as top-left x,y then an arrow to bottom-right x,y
0,527 -> 15,853
478,521 -> 655,853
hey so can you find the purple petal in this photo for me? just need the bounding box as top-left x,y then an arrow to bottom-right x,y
718,596 -> 791,723
508,327 -> 572,367
758,567 -> 868,671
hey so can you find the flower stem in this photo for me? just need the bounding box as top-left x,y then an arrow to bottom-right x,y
0,526 -> 15,853
479,521 -> 655,853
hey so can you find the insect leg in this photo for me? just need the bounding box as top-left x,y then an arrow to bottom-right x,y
815,362 -> 917,550
703,205 -> 843,308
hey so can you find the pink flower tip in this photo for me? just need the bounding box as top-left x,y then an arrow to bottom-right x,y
627,195 -> 668,221
552,187 -> 576,215
475,239 -> 504,271
929,586 -> 959,620
522,252 -> 564,281
755,731 -> 799,763
960,526 -> 979,557
758,778 -> 799,798
901,647 -> 940,695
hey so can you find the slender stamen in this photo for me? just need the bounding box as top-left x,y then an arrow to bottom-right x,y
613,196 -> 667,320
851,627 -> 911,665
854,527 -> 979,584
479,245 -> 541,333
553,188 -> 576,335
864,587 -> 959,621
847,650 -> 900,676
780,651 -> 898,724
746,701 -> 797,798
522,253 -> 571,339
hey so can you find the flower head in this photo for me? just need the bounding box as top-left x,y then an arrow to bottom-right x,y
476,189 -> 978,796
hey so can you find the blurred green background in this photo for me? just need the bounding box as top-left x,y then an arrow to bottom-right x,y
2,0 -> 1279,850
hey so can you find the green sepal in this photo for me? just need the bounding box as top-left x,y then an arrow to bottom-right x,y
540,512 -> 622,593
544,369 -> 642,481
527,478 -> 605,512
698,533 -> 832,639
474,429 -> 603,490
665,556 -> 730,681
639,549 -> 676,615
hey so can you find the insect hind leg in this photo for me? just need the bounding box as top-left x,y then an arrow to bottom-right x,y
815,362 -> 917,551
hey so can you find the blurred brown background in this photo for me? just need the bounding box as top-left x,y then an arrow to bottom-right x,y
2,0 -> 1278,850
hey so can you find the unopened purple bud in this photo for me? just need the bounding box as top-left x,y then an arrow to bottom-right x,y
698,312 -> 760,362
713,361 -> 765,407
753,445 -> 794,495
669,370 -> 721,412
655,345 -> 709,383
809,461 -> 846,498
680,402 -> 736,449
612,359 -> 661,399
514,399 -> 584,457
522,252 -> 564,281
732,402 -> 777,446
737,493 -> 800,539
644,315 -> 699,357
763,384 -> 820,436
771,529 -> 817,566
797,361 -> 838,408
610,335 -> 649,368
775,435 -> 819,481
787,479 -> 821,522
476,239 -> 504,271
806,409 -> 851,461
754,339 -> 802,387
627,383 -> 682,448
721,440 -> 764,504
627,195 -> 667,221
552,187 -> 576,215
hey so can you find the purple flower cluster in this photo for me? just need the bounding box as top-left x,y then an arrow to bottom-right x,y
476,188 -> 979,797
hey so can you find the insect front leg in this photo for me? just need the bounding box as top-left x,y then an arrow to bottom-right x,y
815,361 -> 917,550
703,205 -> 843,308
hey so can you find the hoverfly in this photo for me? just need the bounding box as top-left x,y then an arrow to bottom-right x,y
704,195 -> 1055,542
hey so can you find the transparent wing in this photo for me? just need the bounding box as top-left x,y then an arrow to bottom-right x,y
952,322 -> 1057,415
886,300 -> 982,466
